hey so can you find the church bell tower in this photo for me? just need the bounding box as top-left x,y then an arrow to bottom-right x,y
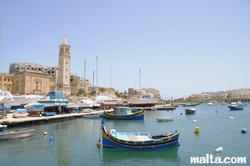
57,35 -> 71,96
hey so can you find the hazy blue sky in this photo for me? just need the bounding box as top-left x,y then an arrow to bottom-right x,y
0,0 -> 249,99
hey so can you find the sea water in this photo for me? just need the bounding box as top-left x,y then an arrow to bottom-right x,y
0,103 -> 249,166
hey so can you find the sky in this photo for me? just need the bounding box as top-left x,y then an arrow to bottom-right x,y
0,0 -> 249,99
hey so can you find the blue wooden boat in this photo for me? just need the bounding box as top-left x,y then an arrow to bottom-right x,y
102,107 -> 144,120
42,112 -> 56,116
100,118 -> 180,150
228,102 -> 244,110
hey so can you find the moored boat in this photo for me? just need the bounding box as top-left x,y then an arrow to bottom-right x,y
24,102 -> 45,117
0,128 -> 35,140
185,108 -> 196,114
102,107 -> 144,120
128,94 -> 158,107
156,116 -> 174,122
93,95 -> 124,109
100,118 -> 180,150
12,108 -> 28,118
228,102 -> 244,110
156,110 -> 174,122
0,124 -> 7,132
42,112 -> 56,116
207,101 -> 217,106
82,111 -> 103,118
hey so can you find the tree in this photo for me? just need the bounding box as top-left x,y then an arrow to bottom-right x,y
78,88 -> 87,96
99,88 -> 105,93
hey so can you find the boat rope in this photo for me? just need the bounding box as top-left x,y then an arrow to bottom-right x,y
96,119 -> 102,148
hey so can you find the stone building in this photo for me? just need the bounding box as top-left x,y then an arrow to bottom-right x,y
0,36 -> 91,96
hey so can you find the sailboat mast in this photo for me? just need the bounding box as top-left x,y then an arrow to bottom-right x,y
92,70 -> 95,98
110,65 -> 111,93
96,56 -> 98,91
0,20 -> 2,72
139,68 -> 141,92
84,60 -> 86,90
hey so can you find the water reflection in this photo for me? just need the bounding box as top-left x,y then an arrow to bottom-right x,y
101,146 -> 181,166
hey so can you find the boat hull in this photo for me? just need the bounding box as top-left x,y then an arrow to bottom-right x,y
228,106 -> 243,110
27,110 -> 43,116
82,111 -> 102,118
103,108 -> 144,120
156,116 -> 174,122
0,125 -> 7,132
0,129 -> 34,140
25,104 -> 45,116
185,109 -> 196,114
12,108 -> 28,118
228,102 -> 244,110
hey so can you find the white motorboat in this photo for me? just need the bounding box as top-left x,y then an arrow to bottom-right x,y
0,128 -> 35,140
156,116 -> 174,122
228,102 -> 244,110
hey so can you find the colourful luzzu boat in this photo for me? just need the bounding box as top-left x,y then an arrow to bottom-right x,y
100,119 -> 180,150
102,107 -> 144,120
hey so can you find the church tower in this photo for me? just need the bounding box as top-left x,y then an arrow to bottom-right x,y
57,35 -> 71,96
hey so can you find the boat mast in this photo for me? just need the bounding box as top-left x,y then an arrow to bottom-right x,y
0,20 -> 2,72
92,70 -> 95,99
110,65 -> 111,93
139,68 -> 141,92
96,56 -> 98,94
84,59 -> 86,93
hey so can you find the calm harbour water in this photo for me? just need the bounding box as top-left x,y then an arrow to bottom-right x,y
0,103 -> 249,166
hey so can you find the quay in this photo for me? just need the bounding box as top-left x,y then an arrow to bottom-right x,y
0,113 -> 86,127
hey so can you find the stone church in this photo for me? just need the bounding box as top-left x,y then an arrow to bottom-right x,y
0,36 -> 91,96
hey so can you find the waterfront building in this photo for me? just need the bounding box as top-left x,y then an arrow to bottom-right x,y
0,36 -> 158,99
0,36 -> 90,96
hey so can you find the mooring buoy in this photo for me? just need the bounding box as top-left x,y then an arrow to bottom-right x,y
194,127 -> 200,133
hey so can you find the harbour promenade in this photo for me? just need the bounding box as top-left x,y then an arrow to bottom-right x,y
0,112 -> 85,126
0,105 -> 176,127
